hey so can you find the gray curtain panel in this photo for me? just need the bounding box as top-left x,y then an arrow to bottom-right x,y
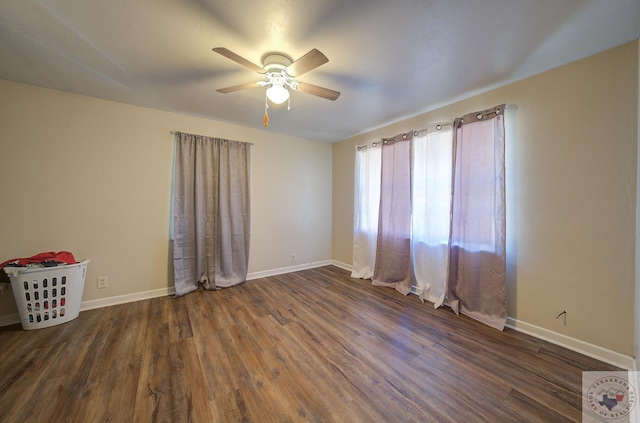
372,131 -> 413,295
447,105 -> 506,330
172,132 -> 250,296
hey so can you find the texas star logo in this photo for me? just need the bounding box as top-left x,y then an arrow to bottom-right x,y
587,376 -> 637,420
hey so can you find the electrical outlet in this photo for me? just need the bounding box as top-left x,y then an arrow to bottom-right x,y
291,253 -> 296,262
97,276 -> 108,289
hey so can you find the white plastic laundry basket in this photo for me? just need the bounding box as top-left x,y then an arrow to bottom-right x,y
5,260 -> 89,330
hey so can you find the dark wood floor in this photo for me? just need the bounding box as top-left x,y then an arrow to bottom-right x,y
0,265 -> 620,422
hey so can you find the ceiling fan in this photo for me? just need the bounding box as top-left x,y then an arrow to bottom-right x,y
212,47 -> 340,126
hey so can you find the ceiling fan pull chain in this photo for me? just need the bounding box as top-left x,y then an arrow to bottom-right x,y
263,94 -> 269,127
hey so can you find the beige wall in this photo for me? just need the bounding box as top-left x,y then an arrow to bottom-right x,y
0,80 -> 332,317
333,41 -> 639,357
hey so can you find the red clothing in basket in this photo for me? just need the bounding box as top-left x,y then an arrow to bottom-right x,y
0,251 -> 77,269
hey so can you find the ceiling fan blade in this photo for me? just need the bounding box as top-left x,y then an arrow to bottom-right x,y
295,82 -> 341,101
284,49 -> 328,77
216,82 -> 260,93
212,48 -> 265,74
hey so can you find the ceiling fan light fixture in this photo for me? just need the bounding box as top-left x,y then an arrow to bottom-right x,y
266,83 -> 290,104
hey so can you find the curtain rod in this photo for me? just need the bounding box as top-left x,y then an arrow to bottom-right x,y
356,122 -> 452,150
170,131 -> 254,146
413,121 -> 453,136
356,104 -> 511,150
413,105 -> 506,135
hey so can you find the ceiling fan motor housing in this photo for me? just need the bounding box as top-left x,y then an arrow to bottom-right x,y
262,53 -> 293,73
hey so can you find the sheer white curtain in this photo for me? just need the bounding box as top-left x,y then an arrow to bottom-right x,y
411,124 -> 453,307
351,142 -> 381,279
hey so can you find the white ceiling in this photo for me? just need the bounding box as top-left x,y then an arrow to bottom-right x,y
1,1 -> 639,143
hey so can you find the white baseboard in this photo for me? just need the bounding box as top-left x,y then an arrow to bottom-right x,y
80,260 -> 334,310
0,286 -> 176,329
247,260 -> 333,280
1,261 -> 635,369
0,262 -> 331,328
505,317 -> 635,370
329,260 -> 634,369
79,286 -> 176,312
330,260 -> 352,271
